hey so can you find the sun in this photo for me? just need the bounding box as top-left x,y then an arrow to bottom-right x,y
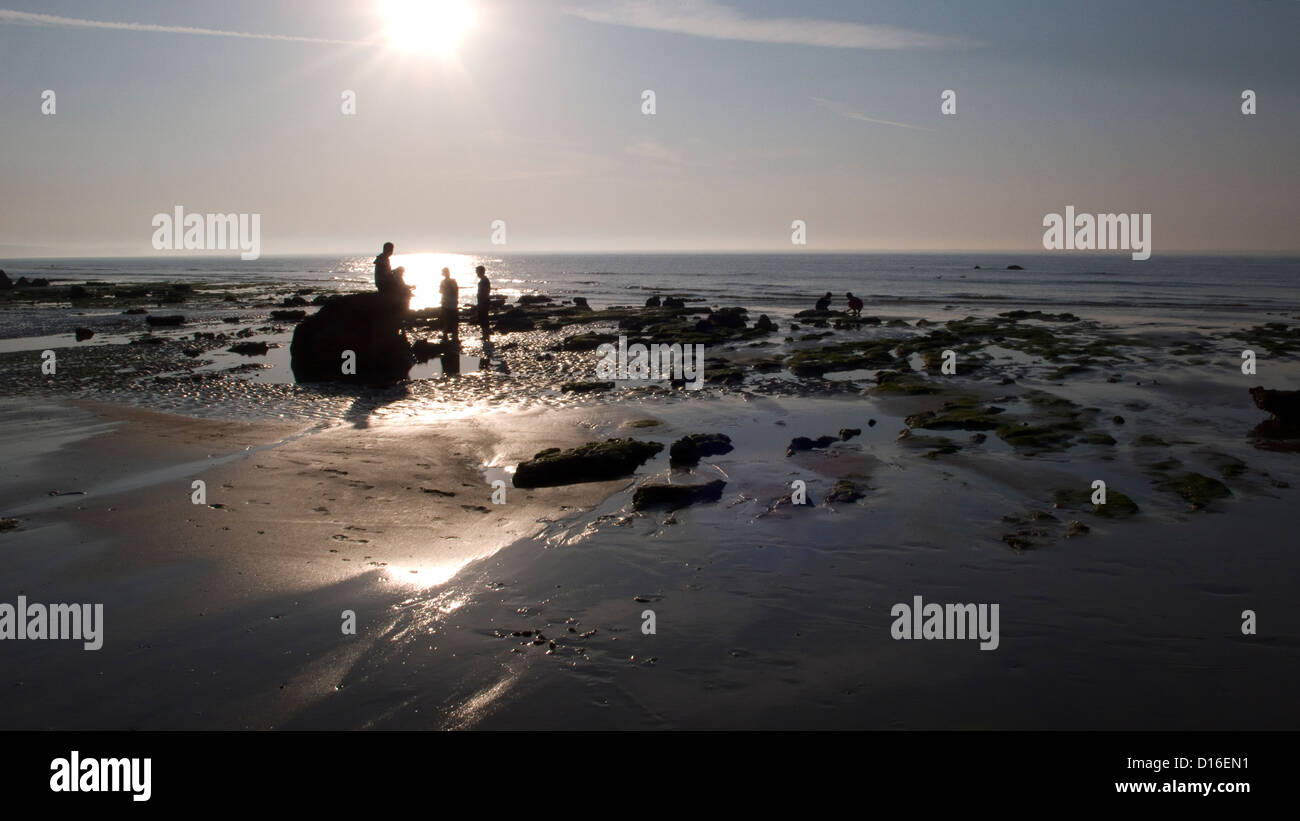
382,0 -> 474,56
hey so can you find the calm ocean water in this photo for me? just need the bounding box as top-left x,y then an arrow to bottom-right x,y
4,253 -> 1298,319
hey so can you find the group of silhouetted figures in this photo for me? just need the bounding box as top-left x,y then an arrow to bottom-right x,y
816,291 -> 864,316
372,242 -> 492,344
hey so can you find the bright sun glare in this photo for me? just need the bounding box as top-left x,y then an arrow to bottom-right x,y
383,0 -> 474,55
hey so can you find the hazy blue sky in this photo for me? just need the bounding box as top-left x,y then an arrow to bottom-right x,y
1,0 -> 1297,256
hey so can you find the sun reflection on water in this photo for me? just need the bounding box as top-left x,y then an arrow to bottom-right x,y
389,252 -> 481,311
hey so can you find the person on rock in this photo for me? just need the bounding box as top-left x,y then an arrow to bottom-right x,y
373,242 -> 411,304
845,292 -> 864,317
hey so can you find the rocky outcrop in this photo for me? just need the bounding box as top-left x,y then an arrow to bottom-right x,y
512,439 -> 663,488
786,435 -> 837,456
632,478 -> 726,510
290,292 -> 412,384
668,433 -> 733,466
494,307 -> 535,332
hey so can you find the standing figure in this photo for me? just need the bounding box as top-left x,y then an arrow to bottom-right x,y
439,267 -> 460,343
475,265 -> 491,338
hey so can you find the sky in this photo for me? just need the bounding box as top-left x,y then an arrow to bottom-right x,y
0,0 -> 1297,256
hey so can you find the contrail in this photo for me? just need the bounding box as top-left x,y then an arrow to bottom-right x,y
811,97 -> 936,132
0,9 -> 364,45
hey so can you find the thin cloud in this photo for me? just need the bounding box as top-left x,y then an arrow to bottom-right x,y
0,9 -> 362,45
625,136 -> 687,164
562,0 -> 968,50
811,97 -> 935,131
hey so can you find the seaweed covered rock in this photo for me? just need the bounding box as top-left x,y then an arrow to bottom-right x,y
632,478 -> 726,510
824,478 -> 866,504
668,433 -> 733,466
290,292 -> 412,384
513,439 -> 664,488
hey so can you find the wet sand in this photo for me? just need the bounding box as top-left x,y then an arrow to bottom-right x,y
2,281 -> 1299,729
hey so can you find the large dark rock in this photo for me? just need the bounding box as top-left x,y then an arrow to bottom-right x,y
290,292 -> 412,384
0,270 -> 9,289
669,433 -> 733,466
74,327 -> 94,341
513,439 -> 663,488
1249,386 -> 1300,447
146,314 -> 185,327
1251,386 -> 1300,425
633,478 -> 726,511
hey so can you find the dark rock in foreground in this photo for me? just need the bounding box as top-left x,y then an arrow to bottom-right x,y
633,478 -> 726,510
669,433 -> 733,466
513,439 -> 664,488
146,314 -> 185,327
290,293 -> 412,384
74,327 -> 94,341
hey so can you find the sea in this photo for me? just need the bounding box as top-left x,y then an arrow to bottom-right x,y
3,252 -> 1298,323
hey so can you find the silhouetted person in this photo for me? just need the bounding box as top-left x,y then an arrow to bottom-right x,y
439,267 -> 459,343
475,265 -> 491,337
846,292 -> 864,317
374,242 -> 410,303
814,291 -> 832,311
